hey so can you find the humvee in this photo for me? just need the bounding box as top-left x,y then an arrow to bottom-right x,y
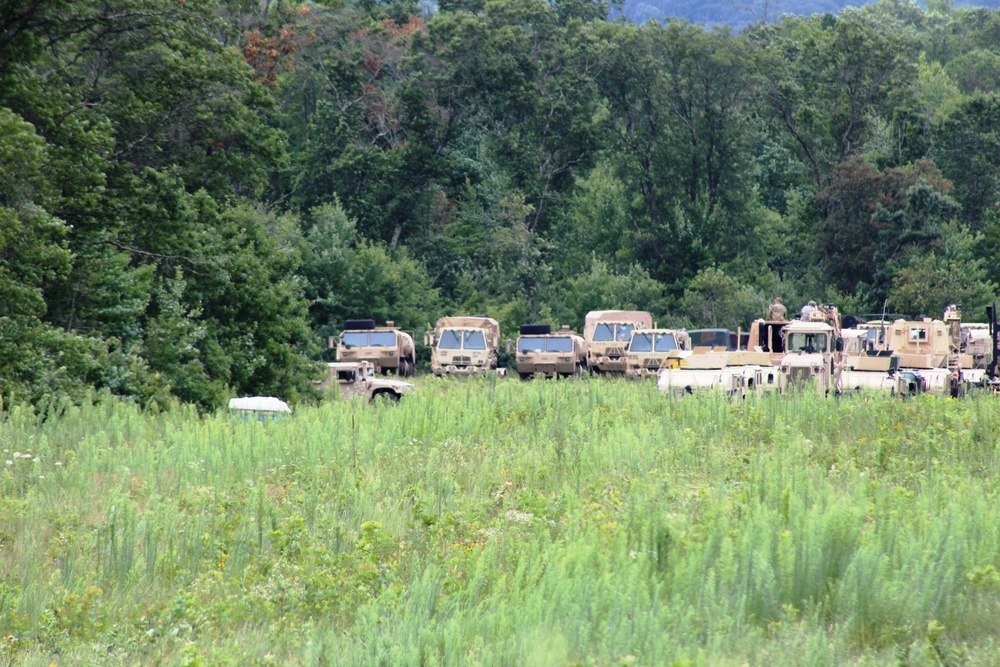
583,310 -> 653,374
425,316 -> 504,376
315,360 -> 415,402
512,324 -> 587,379
331,319 -> 415,376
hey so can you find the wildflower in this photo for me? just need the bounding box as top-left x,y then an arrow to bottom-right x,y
55,462 -> 63,466
5,461 -> 11,466
12,452 -> 20,458
38,475 -> 44,480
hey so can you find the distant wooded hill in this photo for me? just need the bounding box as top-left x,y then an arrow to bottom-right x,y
617,0 -> 1000,27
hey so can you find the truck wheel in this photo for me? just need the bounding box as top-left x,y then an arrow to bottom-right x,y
518,373 -> 531,381
372,390 -> 400,404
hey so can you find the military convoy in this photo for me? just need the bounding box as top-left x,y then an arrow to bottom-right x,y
331,319 -> 416,377
308,302 -> 998,402
425,316 -> 504,376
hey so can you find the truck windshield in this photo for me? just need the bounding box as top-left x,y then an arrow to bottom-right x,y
787,332 -> 828,353
617,324 -> 635,341
655,333 -> 677,352
518,337 -> 545,353
464,331 -> 486,350
439,330 -> 463,349
690,329 -> 729,348
629,333 -> 653,352
341,332 -> 369,348
369,331 -> 397,347
546,336 -> 573,353
593,324 -> 615,341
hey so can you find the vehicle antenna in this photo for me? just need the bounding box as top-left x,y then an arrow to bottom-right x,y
879,298 -> 889,351
988,303 -> 999,382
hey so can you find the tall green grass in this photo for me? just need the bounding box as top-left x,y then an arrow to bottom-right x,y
1,381 -> 1000,665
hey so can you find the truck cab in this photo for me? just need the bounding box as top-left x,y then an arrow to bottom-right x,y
332,319 -> 415,377
778,319 -> 837,393
513,324 -> 587,379
625,328 -> 691,376
425,316 -> 503,376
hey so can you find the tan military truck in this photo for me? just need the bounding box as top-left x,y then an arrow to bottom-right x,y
330,319 -> 415,377
777,316 -> 840,394
625,328 -> 692,377
315,360 -> 415,402
512,324 -> 587,379
583,310 -> 653,374
424,316 -> 504,376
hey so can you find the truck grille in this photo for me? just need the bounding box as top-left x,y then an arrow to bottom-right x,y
788,368 -> 812,384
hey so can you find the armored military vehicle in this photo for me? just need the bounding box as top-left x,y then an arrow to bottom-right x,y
512,324 -> 587,379
425,316 -> 504,376
876,310 -> 969,395
583,310 -> 653,374
776,307 -> 913,395
315,360 -> 415,402
625,328 -> 692,376
331,319 -> 415,376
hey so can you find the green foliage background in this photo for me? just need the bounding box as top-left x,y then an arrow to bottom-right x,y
3,0 -> 1000,407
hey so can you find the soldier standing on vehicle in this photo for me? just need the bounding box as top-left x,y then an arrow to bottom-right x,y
800,300 -> 817,320
767,298 -> 787,321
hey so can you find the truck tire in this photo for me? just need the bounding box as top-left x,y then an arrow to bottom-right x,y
372,390 -> 400,404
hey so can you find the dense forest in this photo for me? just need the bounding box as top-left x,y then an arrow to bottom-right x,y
3,0 -> 1000,408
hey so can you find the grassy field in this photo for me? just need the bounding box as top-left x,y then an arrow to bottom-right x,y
1,379 -> 1000,666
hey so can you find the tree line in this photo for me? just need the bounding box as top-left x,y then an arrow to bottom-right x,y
2,0 -> 999,408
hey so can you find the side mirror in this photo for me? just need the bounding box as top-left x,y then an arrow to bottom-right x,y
423,332 -> 432,347
835,338 -> 843,352
505,339 -> 513,354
